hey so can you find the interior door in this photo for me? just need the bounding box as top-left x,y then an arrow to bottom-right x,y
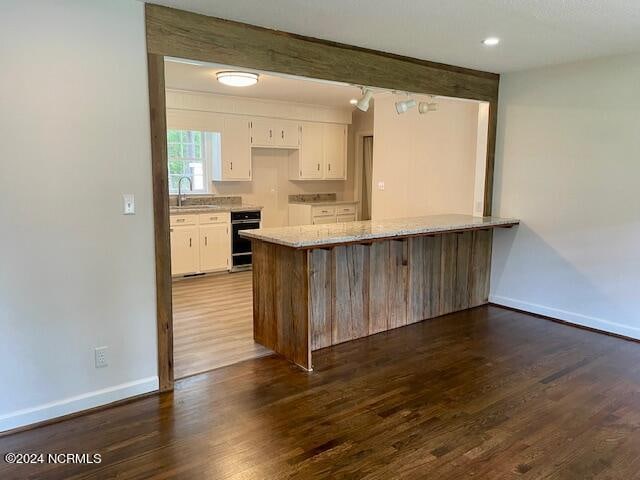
324,124 -> 346,179
170,226 -> 199,275
300,123 -> 323,179
199,224 -> 229,272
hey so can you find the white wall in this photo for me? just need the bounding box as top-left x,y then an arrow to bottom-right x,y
491,53 -> 640,339
371,95 -> 481,219
0,0 -> 158,431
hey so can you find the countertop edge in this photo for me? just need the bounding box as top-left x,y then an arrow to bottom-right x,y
241,218 -> 520,249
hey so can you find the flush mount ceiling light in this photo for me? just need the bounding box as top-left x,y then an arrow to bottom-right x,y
482,37 -> 500,46
395,98 -> 417,114
216,71 -> 259,87
418,97 -> 438,114
356,88 -> 374,112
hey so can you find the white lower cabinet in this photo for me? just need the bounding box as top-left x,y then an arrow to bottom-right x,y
170,213 -> 231,276
288,202 -> 358,226
170,226 -> 199,276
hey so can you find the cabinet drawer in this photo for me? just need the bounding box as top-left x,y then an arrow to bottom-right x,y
336,204 -> 356,215
170,215 -> 197,226
337,214 -> 356,223
312,206 -> 336,217
199,212 -> 229,225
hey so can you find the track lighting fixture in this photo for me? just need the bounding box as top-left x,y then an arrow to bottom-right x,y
395,98 -> 416,114
418,100 -> 438,114
355,88 -> 374,112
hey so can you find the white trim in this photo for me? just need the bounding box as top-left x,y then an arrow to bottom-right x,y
0,376 -> 158,433
490,295 -> 640,340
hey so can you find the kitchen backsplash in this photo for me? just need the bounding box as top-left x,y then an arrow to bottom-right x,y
169,195 -> 242,206
288,193 -> 337,203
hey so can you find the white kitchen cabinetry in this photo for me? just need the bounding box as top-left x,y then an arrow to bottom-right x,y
170,213 -> 231,276
170,224 -> 199,276
323,124 -> 347,179
212,115 -> 252,182
289,122 -> 347,181
251,118 -> 300,148
288,202 -> 358,226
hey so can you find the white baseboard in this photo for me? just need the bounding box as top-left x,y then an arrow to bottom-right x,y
490,295 -> 640,341
0,376 -> 159,433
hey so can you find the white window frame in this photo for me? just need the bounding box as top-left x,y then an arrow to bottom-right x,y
167,130 -> 213,195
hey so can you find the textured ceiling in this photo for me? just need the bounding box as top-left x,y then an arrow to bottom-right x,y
149,0 -> 640,73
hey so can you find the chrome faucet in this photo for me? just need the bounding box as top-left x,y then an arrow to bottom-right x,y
177,176 -> 192,207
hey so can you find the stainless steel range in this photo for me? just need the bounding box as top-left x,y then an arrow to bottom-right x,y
230,210 -> 261,271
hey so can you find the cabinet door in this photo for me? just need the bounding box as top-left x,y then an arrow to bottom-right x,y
199,224 -> 230,272
170,226 -> 199,276
222,116 -> 252,180
312,215 -> 336,225
324,124 -> 347,179
277,120 -> 300,147
336,214 -> 356,223
299,123 -> 324,179
250,118 -> 275,146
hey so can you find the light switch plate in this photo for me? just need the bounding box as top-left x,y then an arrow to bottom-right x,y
377,181 -> 385,191
123,194 -> 135,215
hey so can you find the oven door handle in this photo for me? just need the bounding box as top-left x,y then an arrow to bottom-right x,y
232,220 -> 261,225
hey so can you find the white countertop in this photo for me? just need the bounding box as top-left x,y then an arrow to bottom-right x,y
288,200 -> 359,206
170,204 -> 263,215
240,214 -> 519,248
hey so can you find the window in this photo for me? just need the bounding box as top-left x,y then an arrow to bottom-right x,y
167,130 -> 209,194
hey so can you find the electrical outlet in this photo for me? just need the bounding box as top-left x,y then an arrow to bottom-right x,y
95,346 -> 108,368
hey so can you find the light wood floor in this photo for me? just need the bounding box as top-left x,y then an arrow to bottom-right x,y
172,271 -> 272,379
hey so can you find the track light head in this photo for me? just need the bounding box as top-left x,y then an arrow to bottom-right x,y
395,98 -> 416,114
418,101 -> 438,114
356,88 -> 374,112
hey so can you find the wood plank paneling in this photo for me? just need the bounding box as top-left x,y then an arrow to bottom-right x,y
388,239 -> 409,329
308,249 -> 332,350
470,229 -> 493,306
369,242 -> 390,334
253,241 -> 311,369
145,5 -> 499,103
408,236 -> 442,323
147,53 -> 174,392
332,244 -> 370,344
439,233 -> 459,316
454,231 -> 473,311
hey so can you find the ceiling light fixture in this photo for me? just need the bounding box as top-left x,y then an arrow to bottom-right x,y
395,98 -> 417,114
356,88 -> 374,112
216,71 -> 259,87
418,97 -> 438,114
482,37 -> 500,46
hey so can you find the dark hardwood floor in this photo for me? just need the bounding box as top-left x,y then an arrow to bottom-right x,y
2,305 -> 640,479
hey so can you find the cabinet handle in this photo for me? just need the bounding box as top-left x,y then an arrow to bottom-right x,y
205,236 -> 208,246
328,163 -> 331,171
176,218 -> 185,223
281,130 -> 284,140
210,216 -> 217,221
189,238 -> 192,248
317,163 -> 320,171
230,161 -> 233,170
269,129 -> 272,138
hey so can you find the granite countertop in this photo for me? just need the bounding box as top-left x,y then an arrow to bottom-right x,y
169,204 -> 263,215
288,200 -> 360,206
240,214 -> 519,248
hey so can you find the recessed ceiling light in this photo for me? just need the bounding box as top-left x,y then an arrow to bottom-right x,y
349,98 -> 358,105
482,37 -> 500,46
216,71 -> 259,87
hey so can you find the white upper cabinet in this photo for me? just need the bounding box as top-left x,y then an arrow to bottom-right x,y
213,115 -> 252,181
323,124 -> 347,180
289,122 -> 347,181
250,118 -> 300,148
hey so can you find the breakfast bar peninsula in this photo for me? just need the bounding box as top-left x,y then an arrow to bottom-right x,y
240,214 -> 519,370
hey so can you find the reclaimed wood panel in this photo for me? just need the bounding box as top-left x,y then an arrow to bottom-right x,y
469,229 -> 493,306
439,233 -> 459,316
147,53 -> 173,392
408,235 -> 443,323
332,244 -> 370,344
388,239 -> 409,329
145,5 -> 499,103
454,231 -> 473,311
253,241 -> 311,369
308,249 -> 332,350
369,242 -> 390,334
